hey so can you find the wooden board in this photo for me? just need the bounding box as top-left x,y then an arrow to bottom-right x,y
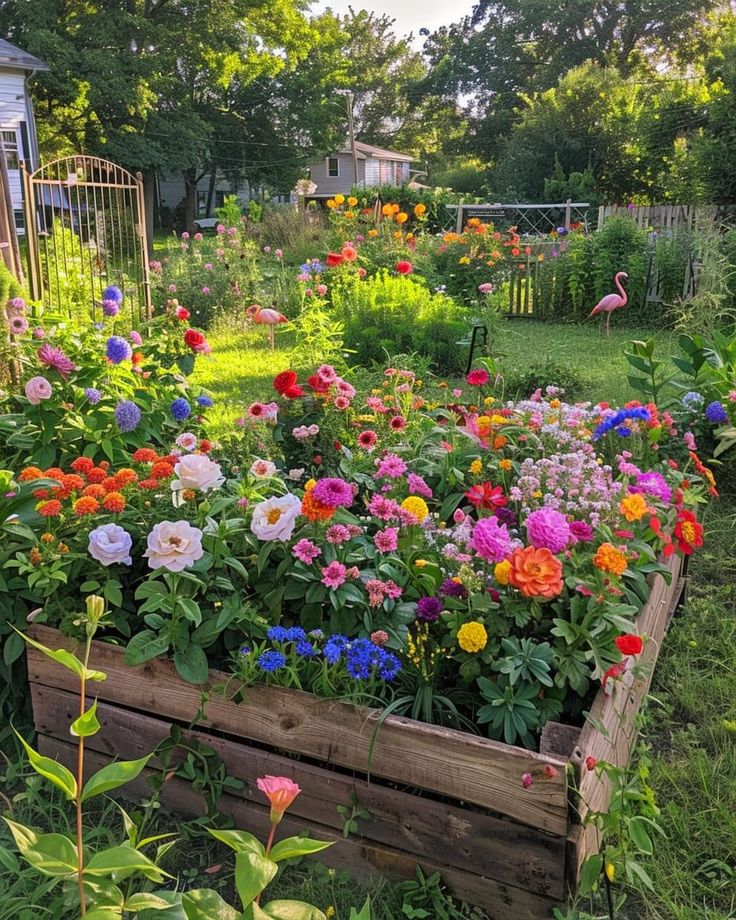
27,625 -> 569,835
38,735 -> 562,920
31,682 -> 566,899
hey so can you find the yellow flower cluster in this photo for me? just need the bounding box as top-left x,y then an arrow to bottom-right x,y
457,621 -> 488,653
326,194 -> 359,210
469,459 -> 483,475
401,495 -> 429,522
406,621 -> 439,668
619,493 -> 649,522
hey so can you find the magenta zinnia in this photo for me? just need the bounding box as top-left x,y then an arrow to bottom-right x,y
37,344 -> 76,379
312,477 -> 353,508
470,516 -> 513,563
525,507 -> 571,554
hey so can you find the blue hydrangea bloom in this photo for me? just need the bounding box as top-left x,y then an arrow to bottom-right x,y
705,401 -> 729,424
102,284 -> 123,304
106,335 -> 132,364
196,395 -> 213,408
84,387 -> 101,405
682,391 -> 705,410
258,649 -> 286,672
170,397 -> 191,421
114,400 -> 141,433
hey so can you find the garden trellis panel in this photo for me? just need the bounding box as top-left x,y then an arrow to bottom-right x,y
20,156 -> 152,323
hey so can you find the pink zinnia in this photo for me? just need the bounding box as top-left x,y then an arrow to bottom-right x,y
407,472 -> 432,498
367,493 -> 400,521
326,524 -> 352,544
37,344 -> 76,379
525,508 -> 571,554
466,368 -> 490,387
376,452 -> 407,479
317,364 -> 337,383
321,560 -> 347,589
312,477 -> 353,508
470,516 -> 513,563
292,538 -> 321,564
374,527 -> 399,553
334,396 -> 350,410
358,430 -> 378,451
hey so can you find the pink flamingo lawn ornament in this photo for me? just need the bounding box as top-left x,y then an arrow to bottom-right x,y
246,303 -> 288,351
590,271 -> 628,336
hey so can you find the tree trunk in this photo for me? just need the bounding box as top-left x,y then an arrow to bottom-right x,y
142,168 -> 156,256
183,168 -> 198,232
205,165 -> 217,216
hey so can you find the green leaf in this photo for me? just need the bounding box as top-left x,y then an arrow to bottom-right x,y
256,902 -> 328,920
125,892 -> 176,912
207,828 -> 264,855
81,755 -> 151,802
349,898 -> 372,920
83,910 -> 124,920
628,816 -> 654,855
173,643 -> 209,684
125,630 -> 170,666
70,699 -> 101,738
182,888 -> 240,920
18,830 -> 78,877
2,630 -> 25,666
234,850 -> 278,907
85,844 -> 169,881
268,836 -> 333,863
14,731 -> 77,799
579,853 -> 603,894
13,627 -> 106,681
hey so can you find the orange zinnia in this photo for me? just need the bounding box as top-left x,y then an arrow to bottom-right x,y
19,466 -> 44,482
73,496 -> 100,516
508,546 -> 563,599
301,488 -> 335,523
593,542 -> 628,576
619,493 -> 648,522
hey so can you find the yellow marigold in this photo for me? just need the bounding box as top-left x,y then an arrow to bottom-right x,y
532,490 -> 543,499
414,203 -> 426,216
593,542 -> 628,576
457,621 -> 488,653
334,194 -> 345,205
381,203 -> 394,216
494,560 -> 511,585
390,203 -> 400,214
406,232 -> 414,240
394,230 -> 403,240
368,228 -> 378,237
326,199 -> 337,209
499,458 -> 513,472
347,196 -> 358,207
490,414 -> 507,425
396,212 -> 408,224
619,493 -> 648,522
469,459 -> 483,475
401,495 -> 429,522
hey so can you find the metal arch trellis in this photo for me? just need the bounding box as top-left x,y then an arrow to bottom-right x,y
20,155 -> 152,324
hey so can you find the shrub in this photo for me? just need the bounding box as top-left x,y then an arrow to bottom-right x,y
502,356 -> 588,399
331,271 -> 469,374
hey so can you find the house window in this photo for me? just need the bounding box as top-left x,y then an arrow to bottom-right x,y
1,130 -> 19,170
327,156 -> 339,178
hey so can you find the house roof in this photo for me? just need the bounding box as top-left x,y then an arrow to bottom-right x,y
336,140 -> 414,162
0,37 -> 48,71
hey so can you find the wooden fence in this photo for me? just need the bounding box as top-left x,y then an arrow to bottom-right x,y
597,203 -> 736,232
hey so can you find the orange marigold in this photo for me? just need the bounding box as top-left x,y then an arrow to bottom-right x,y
301,489 -> 335,523
115,468 -> 138,485
102,491 -> 126,512
139,478 -> 160,491
70,457 -> 95,475
508,546 -> 564,600
86,467 -> 108,484
619,493 -> 648,522
37,499 -> 62,517
151,461 -> 175,480
19,466 -> 44,482
83,484 -> 106,499
57,543 -> 69,554
593,542 -> 628,576
132,448 -> 158,464
493,435 -> 508,450
73,496 -> 100,516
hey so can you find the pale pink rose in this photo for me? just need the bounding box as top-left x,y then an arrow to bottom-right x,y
251,494 -> 302,541
25,376 -> 52,405
171,454 -> 225,496
250,458 -> 277,478
144,520 -> 204,572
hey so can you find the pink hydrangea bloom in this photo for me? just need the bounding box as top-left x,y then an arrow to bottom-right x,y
525,508 -> 571,553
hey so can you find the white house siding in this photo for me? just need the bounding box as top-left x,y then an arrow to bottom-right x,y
308,153 -> 366,197
364,158 -> 380,186
0,66 -> 30,215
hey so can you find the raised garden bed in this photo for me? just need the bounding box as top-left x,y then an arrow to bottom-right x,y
28,554 -> 685,919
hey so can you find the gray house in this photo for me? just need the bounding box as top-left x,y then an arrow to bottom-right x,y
306,140 -> 414,200
0,37 -> 47,230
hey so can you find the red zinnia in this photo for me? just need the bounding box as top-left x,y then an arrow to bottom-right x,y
614,634 -> 644,656
273,370 -> 298,394
308,374 -> 331,393
358,430 -> 378,450
199,439 -> 212,453
673,509 -> 704,555
184,328 -> 206,350
466,368 -> 490,387
395,260 -> 413,274
465,481 -> 507,510
389,415 -> 406,430
326,252 -> 344,267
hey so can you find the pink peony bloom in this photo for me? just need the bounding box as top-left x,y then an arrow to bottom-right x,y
321,560 -> 347,589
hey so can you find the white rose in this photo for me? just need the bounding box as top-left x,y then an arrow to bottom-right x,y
144,520 -> 204,572
171,454 -> 225,495
250,493 -> 302,542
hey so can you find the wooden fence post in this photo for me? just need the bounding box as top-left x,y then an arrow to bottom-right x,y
564,198 -> 572,229
456,198 -> 464,234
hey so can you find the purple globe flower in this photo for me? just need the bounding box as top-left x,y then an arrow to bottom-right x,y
312,477 -> 353,508
102,284 -> 123,304
102,299 -> 120,317
440,578 -> 468,599
170,397 -> 191,421
416,596 -> 442,622
106,335 -> 132,364
470,516 -> 513,563
114,400 -> 141,432
84,387 -> 102,405
525,508 -> 571,553
705,401 -> 729,424
196,395 -> 213,408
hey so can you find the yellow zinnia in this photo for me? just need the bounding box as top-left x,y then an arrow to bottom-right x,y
334,194 -> 345,205
401,496 -> 429,522
457,622 -> 488,653
347,196 -> 358,207
494,560 -> 511,585
469,459 -> 483,475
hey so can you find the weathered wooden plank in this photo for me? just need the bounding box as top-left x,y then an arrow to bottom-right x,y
571,555 -> 681,829
38,735 -> 562,919
31,682 -> 567,898
27,626 -> 569,834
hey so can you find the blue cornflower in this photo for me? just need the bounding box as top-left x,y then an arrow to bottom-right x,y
299,262 -> 311,273
615,426 -> 632,437
239,646 -> 251,656
295,639 -> 318,658
266,626 -> 289,642
103,284 -> 124,304
84,387 -> 101,405
196,395 -> 213,408
258,649 -> 286,672
114,400 -> 141,433
324,634 -> 349,664
310,260 -> 325,274
592,406 -> 650,440
170,398 -> 191,421
705,401 -> 729,424
106,335 -> 132,364
378,651 -> 402,681
682,391 -> 705,411
345,639 -> 382,680
284,626 -> 307,642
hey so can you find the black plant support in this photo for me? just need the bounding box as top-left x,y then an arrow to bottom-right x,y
465,323 -> 489,375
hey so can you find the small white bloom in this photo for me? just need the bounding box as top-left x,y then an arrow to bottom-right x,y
249,458 -> 277,478
250,494 -> 302,542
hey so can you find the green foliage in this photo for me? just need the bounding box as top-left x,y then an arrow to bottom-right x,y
331,272 -> 469,374
502,355 -> 587,399
215,195 -> 244,227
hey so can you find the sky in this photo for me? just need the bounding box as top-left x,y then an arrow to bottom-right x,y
311,0 -> 463,41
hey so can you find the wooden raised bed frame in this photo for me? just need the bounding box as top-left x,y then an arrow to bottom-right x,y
28,554 -> 685,919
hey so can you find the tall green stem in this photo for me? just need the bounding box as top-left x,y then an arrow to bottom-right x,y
76,633 -> 93,916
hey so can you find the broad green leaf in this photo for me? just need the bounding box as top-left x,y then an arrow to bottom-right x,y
125,630 -> 170,666
207,828 -> 264,856
256,902 -> 327,920
0,843 -> 21,872
349,898 -> 373,920
182,888 -> 240,920
628,816 -> 654,855
83,910 -> 123,920
136,890 -> 185,920
173,642 -> 209,684
85,844 -> 169,881
13,627 -> 106,681
3,818 -> 38,853
578,853 -> 603,894
268,836 -> 333,863
20,831 -> 78,877
14,731 -> 77,799
125,892 -> 175,912
70,699 -> 101,738
81,755 -> 151,802
234,851 -> 278,907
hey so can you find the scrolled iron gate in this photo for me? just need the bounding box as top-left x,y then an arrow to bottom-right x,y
21,156 -> 152,323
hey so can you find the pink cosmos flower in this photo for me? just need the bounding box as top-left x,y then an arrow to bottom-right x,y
321,560 -> 347,589
374,527 -> 399,553
292,538 -> 321,564
37,344 -> 76,379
